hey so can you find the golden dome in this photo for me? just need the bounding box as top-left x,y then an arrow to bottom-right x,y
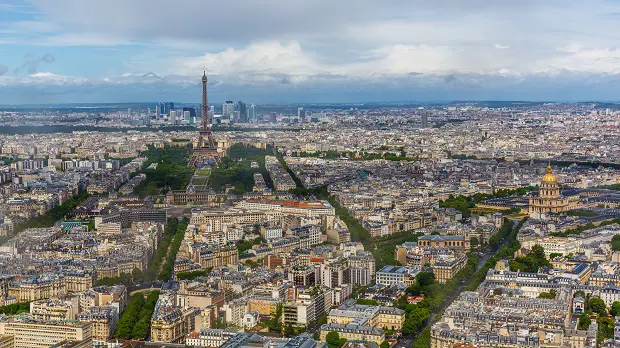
541,163 -> 557,183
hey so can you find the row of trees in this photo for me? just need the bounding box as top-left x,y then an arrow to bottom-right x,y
327,196 -> 372,242
551,218 -> 620,237
465,219 -> 525,291
145,218 -> 179,281
439,187 -> 537,219
488,219 -> 516,249
274,148 -> 375,244
114,291 -> 160,340
13,191 -> 90,234
134,145 -> 194,197
393,253 -> 481,341
409,218 -> 526,347
372,231 -> 424,269
272,147 -> 304,189
0,302 -> 29,315
176,268 -> 212,281
96,267 -> 143,286
289,150 -> 417,162
159,218 -> 189,281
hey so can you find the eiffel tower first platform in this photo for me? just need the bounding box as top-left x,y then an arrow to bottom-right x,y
190,71 -> 220,167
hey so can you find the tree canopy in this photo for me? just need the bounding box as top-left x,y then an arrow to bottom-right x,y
326,332 -> 346,348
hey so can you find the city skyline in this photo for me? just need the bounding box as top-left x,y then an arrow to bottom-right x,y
3,1 -> 620,103
0,73 -> 618,346
1,2 -> 620,346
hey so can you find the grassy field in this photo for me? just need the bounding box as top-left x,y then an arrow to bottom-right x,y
134,145 -> 194,197
208,144 -> 267,194
190,176 -> 209,188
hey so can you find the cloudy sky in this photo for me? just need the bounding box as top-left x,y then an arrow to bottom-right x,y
2,0 -> 620,104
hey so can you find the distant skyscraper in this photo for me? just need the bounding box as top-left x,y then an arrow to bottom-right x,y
222,101 -> 234,121
237,101 -> 247,123
164,102 -> 174,115
421,112 -> 428,128
297,107 -> 306,122
183,107 -> 196,124
155,103 -> 161,118
248,103 -> 256,123
270,112 -> 277,123
157,102 -> 165,118
169,110 -> 176,125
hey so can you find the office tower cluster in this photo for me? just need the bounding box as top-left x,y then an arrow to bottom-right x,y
154,101 -> 198,126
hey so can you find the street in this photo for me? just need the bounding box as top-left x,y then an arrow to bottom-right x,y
397,219 -> 516,346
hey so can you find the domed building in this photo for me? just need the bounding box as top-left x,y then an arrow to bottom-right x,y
528,163 -> 578,215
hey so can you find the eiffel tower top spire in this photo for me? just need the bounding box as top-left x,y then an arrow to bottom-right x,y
201,71 -> 208,131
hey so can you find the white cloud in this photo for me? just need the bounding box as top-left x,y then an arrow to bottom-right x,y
30,72 -> 62,78
3,0 -> 620,103
175,41 -> 327,78
536,46 -> 620,74
174,42 -> 546,81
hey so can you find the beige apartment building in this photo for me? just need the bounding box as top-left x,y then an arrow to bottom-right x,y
0,319 -> 92,348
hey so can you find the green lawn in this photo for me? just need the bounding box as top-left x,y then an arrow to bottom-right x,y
208,144 -> 267,194
134,145 -> 194,197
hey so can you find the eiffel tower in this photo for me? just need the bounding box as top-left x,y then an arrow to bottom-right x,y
190,71 -> 220,167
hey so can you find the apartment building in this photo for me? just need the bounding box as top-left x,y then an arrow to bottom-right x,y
0,318 -> 92,348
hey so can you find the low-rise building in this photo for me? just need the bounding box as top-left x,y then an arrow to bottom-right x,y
0,317 -> 92,348
76,306 -> 118,345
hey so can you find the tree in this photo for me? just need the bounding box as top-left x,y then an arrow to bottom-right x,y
415,272 -> 435,288
509,244 -> 551,273
493,288 -> 503,296
380,341 -> 390,348
538,290 -> 556,299
283,324 -> 294,338
265,303 -> 283,332
470,237 -> 479,248
132,267 -> 143,281
131,318 -> 150,339
326,332 -> 346,348
0,302 -> 30,315
549,253 -> 563,259
531,245 -> 546,261
610,302 -> 620,317
612,235 -> 620,251
578,313 -> 591,330
590,298 -> 607,316
406,282 -> 422,296
598,316 -> 615,341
